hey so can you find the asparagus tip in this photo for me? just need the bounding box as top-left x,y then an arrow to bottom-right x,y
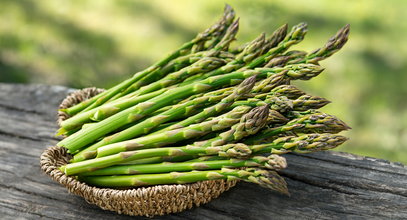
236,75 -> 257,95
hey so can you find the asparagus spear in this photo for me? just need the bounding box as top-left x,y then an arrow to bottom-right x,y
187,133 -> 348,159
250,133 -> 348,154
264,84 -> 306,99
61,5 -> 236,115
292,95 -> 331,111
304,24 -> 350,64
146,69 -> 313,134
61,143 -> 253,175
63,105 -> 271,174
244,22 -> 308,69
104,50 -> 235,103
230,95 -> 292,112
192,5 -> 236,52
95,101 -> 266,158
260,24 -> 289,54
117,19 -> 238,99
57,64 -> 324,153
267,110 -> 289,125
176,133 -> 347,157
197,105 -> 270,148
179,32 -> 267,85
244,111 -> 351,145
182,22 -> 302,83
58,88 -> 168,133
263,24 -> 349,68
263,50 -> 307,68
125,50 -> 235,92
118,155 -> 197,165
113,15 -> 239,100
80,154 -> 286,176
93,105 -> 252,158
159,75 -> 257,132
78,167 -> 289,195
71,76 -> 255,162
230,23 -> 287,55
120,132 -> 346,168
178,64 -> 290,108
95,56 -> 227,120
231,94 -> 330,112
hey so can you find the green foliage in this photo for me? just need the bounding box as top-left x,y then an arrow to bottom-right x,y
0,0 -> 405,164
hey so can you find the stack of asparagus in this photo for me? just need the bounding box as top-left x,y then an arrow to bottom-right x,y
57,5 -> 350,195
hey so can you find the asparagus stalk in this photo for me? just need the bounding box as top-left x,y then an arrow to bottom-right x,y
182,22 -> 300,84
304,24 -> 350,64
115,49 -> 235,100
116,20 -> 238,99
179,32 -> 267,85
260,24 -> 289,54
230,23 -> 287,55
292,95 -> 331,111
159,75 -> 256,132
94,56 -> 227,121
267,110 -> 289,125
243,22 -> 308,69
187,133 -> 348,159
80,154 -> 286,176
264,84 -> 306,99
179,64 -> 289,107
57,64 -> 324,153
83,6 -> 237,111
230,94 -> 330,112
264,24 -> 349,69
264,23 -> 348,68
63,105 -> 272,174
230,95 -> 292,112
263,50 -> 307,67
94,100 -> 266,158
71,77 -> 255,162
61,143 -> 253,175
192,5 -> 236,52
244,111 -> 351,145
186,155 -> 225,162
250,133 -> 348,154
113,16 -> 239,100
94,105 -> 252,158
105,51 -> 233,103
61,5 -> 236,115
197,105 -> 270,148
259,24 -> 349,72
121,132 -> 346,168
78,167 -> 289,195
58,88 -> 168,133
118,155 -> 196,165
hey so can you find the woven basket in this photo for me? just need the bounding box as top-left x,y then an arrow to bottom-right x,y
40,87 -> 238,217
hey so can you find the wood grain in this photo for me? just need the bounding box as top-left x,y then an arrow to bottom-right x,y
0,83 -> 406,220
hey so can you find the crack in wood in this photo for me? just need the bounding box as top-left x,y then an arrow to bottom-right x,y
0,129 -> 60,143
295,153 -> 406,176
0,183 -> 82,210
0,103 -> 46,117
281,173 -> 362,196
0,201 -> 62,220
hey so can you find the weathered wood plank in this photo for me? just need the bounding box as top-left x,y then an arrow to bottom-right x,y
0,83 -> 406,219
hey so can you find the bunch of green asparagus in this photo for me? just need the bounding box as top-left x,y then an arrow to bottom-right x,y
57,5 -> 350,195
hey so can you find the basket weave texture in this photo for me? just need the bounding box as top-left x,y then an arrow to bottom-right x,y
40,87 -> 238,217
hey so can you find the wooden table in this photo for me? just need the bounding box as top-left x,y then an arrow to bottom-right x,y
1,83 -> 406,219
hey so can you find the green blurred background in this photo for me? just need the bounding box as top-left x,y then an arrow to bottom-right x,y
1,0 -> 406,164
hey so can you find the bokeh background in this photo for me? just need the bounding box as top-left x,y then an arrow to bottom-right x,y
1,0 -> 406,163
